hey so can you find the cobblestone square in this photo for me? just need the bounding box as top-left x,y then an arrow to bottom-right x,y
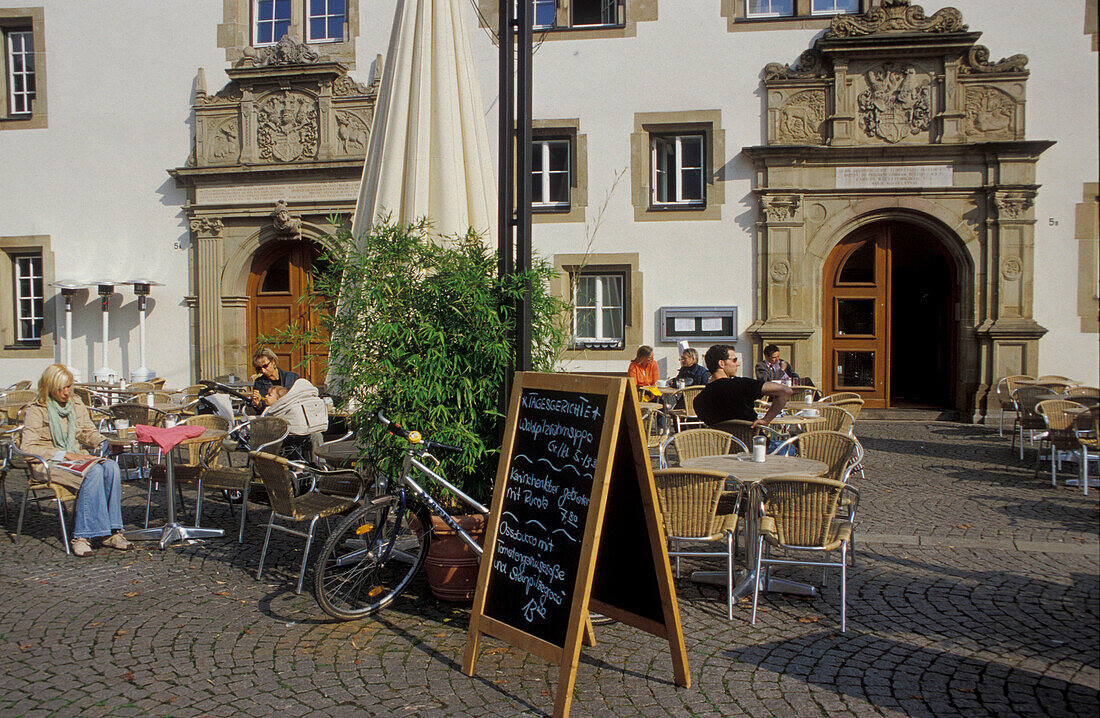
1,421 -> 1097,716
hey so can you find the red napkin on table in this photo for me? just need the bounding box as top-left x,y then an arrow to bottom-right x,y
133,424 -> 206,453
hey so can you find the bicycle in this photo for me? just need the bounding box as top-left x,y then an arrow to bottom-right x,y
312,410 -> 490,620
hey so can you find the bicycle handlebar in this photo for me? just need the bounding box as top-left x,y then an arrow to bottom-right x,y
376,409 -> 462,454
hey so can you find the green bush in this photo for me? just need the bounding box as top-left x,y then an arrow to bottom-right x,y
305,218 -> 569,505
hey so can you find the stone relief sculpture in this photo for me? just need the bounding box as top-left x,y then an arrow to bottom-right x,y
211,118 -> 240,161
827,0 -> 967,37
242,35 -> 321,67
777,91 -> 826,144
960,45 -> 1029,75
335,111 -> 369,154
271,200 -> 303,240
857,63 -> 931,143
964,87 -> 1015,139
763,49 -> 831,82
257,91 -> 319,162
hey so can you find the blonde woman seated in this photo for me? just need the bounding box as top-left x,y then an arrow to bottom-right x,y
21,364 -> 130,557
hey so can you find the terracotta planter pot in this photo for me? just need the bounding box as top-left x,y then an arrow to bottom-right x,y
425,513 -> 487,602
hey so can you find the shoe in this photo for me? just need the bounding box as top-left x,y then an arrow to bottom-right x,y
71,538 -> 93,557
102,532 -> 132,551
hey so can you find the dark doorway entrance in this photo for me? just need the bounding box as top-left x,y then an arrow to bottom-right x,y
823,220 -> 957,409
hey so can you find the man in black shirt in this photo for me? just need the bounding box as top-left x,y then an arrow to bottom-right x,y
250,348 -> 300,412
693,344 -> 792,428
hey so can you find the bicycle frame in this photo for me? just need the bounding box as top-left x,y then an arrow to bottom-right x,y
392,450 -> 490,556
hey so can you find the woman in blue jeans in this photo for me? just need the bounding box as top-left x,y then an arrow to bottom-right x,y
21,364 -> 130,557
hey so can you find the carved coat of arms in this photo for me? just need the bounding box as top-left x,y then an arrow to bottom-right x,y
257,91 -> 319,162
857,63 -> 931,143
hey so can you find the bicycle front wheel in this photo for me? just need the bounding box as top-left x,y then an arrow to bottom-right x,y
313,494 -> 432,620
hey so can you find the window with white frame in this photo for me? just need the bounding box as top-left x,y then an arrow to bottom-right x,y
532,138 -> 570,209
533,0 -> 557,29
5,27 -> 34,115
307,0 -> 346,43
747,0 -> 793,17
651,133 -> 705,207
811,0 -> 859,14
254,0 -> 346,46
572,273 -> 624,349
13,252 -> 43,343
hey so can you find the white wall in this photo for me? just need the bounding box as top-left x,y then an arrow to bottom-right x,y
2,0 -> 1095,390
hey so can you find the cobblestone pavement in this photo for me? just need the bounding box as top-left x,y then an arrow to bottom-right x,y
1,421 -> 1097,717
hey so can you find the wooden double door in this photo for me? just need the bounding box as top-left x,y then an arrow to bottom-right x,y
823,222 -> 956,409
247,241 -> 328,387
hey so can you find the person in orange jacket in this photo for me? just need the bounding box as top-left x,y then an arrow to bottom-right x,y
628,345 -> 660,387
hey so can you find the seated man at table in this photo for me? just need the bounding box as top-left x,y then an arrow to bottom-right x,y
694,344 -> 792,428
674,347 -> 709,387
250,348 -> 299,413
754,343 -> 799,383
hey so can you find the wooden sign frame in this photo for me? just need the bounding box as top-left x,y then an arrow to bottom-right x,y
463,372 -> 689,717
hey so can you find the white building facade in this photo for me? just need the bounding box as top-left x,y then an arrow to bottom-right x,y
1,0 -> 1096,420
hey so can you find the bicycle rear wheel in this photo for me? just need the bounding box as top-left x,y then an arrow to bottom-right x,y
313,493 -> 431,620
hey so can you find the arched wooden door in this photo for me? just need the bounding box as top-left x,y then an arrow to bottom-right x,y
247,241 -> 328,387
823,222 -> 956,409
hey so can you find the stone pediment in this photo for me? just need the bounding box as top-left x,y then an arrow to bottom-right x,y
762,0 -> 1028,147
185,38 -> 376,170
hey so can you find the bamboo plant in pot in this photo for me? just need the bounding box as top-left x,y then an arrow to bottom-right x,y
283,217 -> 569,601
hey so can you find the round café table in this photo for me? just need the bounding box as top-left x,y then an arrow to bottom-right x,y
681,452 -> 827,598
124,428 -> 227,548
770,414 -> 826,433
314,440 -> 360,469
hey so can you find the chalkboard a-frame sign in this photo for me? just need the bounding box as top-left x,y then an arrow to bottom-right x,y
462,372 -> 689,717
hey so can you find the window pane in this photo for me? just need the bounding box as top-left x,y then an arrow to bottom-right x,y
813,0 -> 859,14
574,276 -> 595,307
548,141 -> 569,170
748,0 -> 794,16
311,0 -> 325,12
837,351 -> 874,388
258,0 -> 273,21
548,173 -> 570,204
838,242 -> 875,283
310,17 -> 326,39
261,256 -> 291,292
575,308 -> 596,338
680,169 -> 704,201
600,275 -> 622,306
328,17 -> 344,40
534,0 -> 557,28
836,299 -> 874,336
601,308 -> 623,339
680,136 -> 702,168
531,143 -> 544,172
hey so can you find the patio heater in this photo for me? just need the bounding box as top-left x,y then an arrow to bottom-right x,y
125,279 -> 163,382
89,280 -> 118,383
49,280 -> 87,382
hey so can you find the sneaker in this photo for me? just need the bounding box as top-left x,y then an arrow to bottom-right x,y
71,537 -> 93,557
102,532 -> 133,551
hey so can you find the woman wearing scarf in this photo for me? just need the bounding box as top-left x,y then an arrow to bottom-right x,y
21,364 -> 129,557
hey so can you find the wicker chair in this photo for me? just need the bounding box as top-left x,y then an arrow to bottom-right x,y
1036,375 -> 1073,383
668,428 -> 747,465
2,380 -> 32,391
816,405 -> 855,435
790,381 -> 822,403
150,377 -> 167,390
72,386 -> 105,408
1035,400 -> 1088,488
1011,386 -> 1059,459
994,375 -> 1032,437
751,475 -> 855,632
653,468 -> 740,620
0,425 -> 20,522
251,450 -> 362,594
708,419 -> 784,450
1,390 -> 36,407
671,385 -> 705,432
1075,406 -> 1099,496
827,398 -> 864,421
820,392 -> 861,404
1063,386 -> 1100,406
127,381 -> 156,393
9,431 -> 79,554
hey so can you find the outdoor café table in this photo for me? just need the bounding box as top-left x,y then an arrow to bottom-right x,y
314,440 -> 359,469
770,414 -> 826,433
680,453 -> 828,598
124,426 -> 226,549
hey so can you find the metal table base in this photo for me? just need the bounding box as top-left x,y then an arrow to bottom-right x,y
125,438 -> 223,548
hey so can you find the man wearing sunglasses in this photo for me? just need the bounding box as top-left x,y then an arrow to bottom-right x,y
250,348 -> 300,413
693,344 -> 791,429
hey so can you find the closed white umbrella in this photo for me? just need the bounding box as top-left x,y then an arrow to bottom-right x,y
352,0 -> 497,244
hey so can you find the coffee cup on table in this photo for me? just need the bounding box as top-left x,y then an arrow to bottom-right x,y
114,418 -> 129,431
